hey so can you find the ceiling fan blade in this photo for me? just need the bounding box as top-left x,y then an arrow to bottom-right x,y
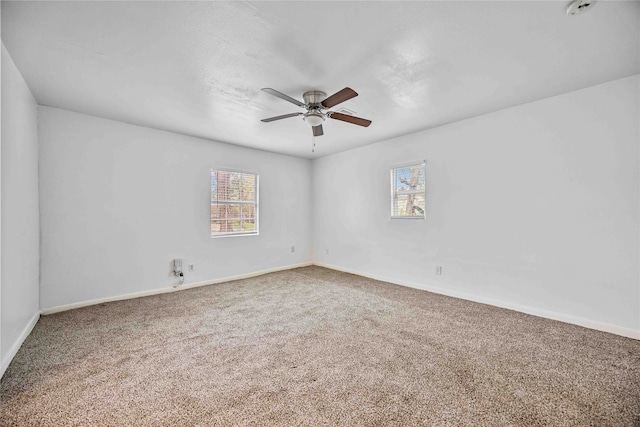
321,87 -> 358,108
312,124 -> 324,137
261,112 -> 303,122
261,88 -> 305,107
329,112 -> 372,127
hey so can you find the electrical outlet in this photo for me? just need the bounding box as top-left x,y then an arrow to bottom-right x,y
188,263 -> 194,272
291,246 -> 295,253
326,248 -> 329,255
435,266 -> 443,276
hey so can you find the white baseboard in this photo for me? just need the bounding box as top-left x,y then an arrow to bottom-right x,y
313,261 -> 640,341
41,262 -> 313,316
35,260 -> 640,340
1,311 -> 40,379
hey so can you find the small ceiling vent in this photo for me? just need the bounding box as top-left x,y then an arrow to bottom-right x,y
566,0 -> 597,16
337,108 -> 357,116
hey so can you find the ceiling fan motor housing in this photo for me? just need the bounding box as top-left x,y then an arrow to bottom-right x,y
303,91 -> 327,126
303,90 -> 327,105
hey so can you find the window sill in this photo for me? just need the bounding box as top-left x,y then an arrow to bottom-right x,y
211,232 -> 259,238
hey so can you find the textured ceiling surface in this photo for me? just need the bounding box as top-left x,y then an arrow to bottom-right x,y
2,1 -> 638,159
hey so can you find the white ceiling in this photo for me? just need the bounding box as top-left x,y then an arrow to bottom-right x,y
2,1 -> 638,159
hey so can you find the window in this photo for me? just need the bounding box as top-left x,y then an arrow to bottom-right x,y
211,169 -> 258,237
390,162 -> 426,219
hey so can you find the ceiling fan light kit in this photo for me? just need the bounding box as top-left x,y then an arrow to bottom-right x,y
304,112 -> 324,127
261,87 -> 371,141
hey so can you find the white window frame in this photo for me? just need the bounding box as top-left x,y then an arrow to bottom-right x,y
390,161 -> 426,220
211,169 -> 259,238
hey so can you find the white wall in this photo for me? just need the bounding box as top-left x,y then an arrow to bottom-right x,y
39,107 -> 312,310
1,44 -> 40,374
313,75 -> 639,337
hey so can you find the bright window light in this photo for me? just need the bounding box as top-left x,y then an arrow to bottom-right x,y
390,162 -> 426,219
211,169 -> 259,237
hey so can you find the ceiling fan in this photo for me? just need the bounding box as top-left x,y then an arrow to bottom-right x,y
261,87 -> 372,136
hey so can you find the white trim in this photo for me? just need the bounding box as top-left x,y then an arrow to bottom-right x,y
313,261 -> 640,341
210,166 -> 258,176
1,311 -> 40,379
389,159 -> 428,169
41,262 -> 312,316
210,231 -> 259,238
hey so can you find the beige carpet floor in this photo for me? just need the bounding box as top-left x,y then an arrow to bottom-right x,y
1,266 -> 639,426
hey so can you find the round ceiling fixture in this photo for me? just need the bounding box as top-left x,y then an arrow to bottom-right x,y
304,111 -> 325,127
566,0 -> 597,15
